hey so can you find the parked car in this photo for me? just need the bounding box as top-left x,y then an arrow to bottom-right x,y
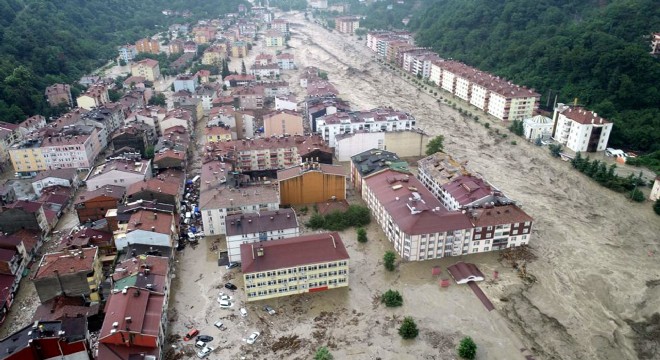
240,307 -> 248,317
225,282 -> 238,291
246,331 -> 260,345
197,335 -> 213,342
263,305 -> 276,315
219,300 -> 233,308
214,321 -> 224,329
217,293 -> 233,302
197,346 -> 214,359
195,340 -> 206,349
225,262 -> 240,270
184,329 -> 199,341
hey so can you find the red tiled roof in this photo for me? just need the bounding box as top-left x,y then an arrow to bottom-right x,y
58,228 -> 113,251
137,59 -> 159,68
447,262 -> 485,284
0,229 -> 40,253
241,232 -> 349,274
226,209 -> 298,237
33,247 -> 98,279
559,107 -> 611,125
33,296 -> 100,322
75,185 -> 125,205
112,255 -> 169,282
441,175 -> 493,206
0,248 -> 16,262
5,200 -> 43,213
99,287 -> 164,343
126,210 -> 173,235
127,177 -> 181,197
470,204 -> 533,227
154,149 -> 186,162
364,170 -> 473,235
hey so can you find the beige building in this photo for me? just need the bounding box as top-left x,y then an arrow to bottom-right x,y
135,38 -> 160,54
335,16 -> 360,34
263,110 -> 304,137
264,30 -> 285,47
202,46 -> 227,66
241,232 -> 349,302
231,41 -> 248,57
76,83 -> 109,110
131,59 -> 161,82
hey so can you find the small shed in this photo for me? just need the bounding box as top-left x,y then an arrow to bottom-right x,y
446,262 -> 485,284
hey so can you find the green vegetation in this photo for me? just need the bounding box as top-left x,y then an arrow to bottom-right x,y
457,336 -> 477,360
306,205 -> 371,231
654,200 -> 660,216
425,135 -> 444,155
630,189 -> 645,202
314,346 -> 333,360
398,317 -> 419,339
356,227 -> 368,243
410,0 -> 660,153
571,152 -> 646,194
0,0 -> 247,123
318,71 -> 329,80
625,151 -> 660,175
148,93 -> 167,106
383,251 -> 396,271
381,290 -> 403,307
508,120 -> 524,137
269,0 -> 307,11
548,144 -> 563,158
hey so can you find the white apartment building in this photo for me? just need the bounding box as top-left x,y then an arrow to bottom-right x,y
199,161 -> 280,236
225,208 -> 299,262
417,152 -> 471,200
85,159 -> 152,190
316,108 -> 416,148
552,104 -> 613,152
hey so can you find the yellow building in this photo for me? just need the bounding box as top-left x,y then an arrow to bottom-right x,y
9,139 -> 46,173
205,126 -> 232,143
231,41 -> 248,58
202,46 -> 226,66
131,59 -> 161,82
241,232 -> 350,302
264,30 -> 285,47
277,163 -> 347,206
263,110 -> 304,137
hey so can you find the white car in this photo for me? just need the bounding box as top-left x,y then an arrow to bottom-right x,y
197,346 -> 214,358
214,321 -> 224,329
218,293 -> 233,302
240,307 -> 248,317
218,299 -> 233,308
246,331 -> 260,345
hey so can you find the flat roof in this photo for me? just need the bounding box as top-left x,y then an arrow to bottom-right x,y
226,209 -> 298,236
277,163 -> 346,181
241,232 -> 349,274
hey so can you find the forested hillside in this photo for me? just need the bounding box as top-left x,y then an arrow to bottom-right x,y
409,0 -> 660,152
0,0 -> 247,123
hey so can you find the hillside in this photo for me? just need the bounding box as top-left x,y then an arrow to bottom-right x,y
409,0 -> 660,152
0,0 -> 247,123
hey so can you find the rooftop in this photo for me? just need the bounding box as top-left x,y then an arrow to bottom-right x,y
318,107 -> 414,125
32,168 -> 78,183
351,149 -> 410,178
126,210 -> 173,235
126,177 -> 182,197
277,163 -> 346,181
32,247 -> 98,279
0,320 -> 85,356
58,228 -> 113,251
74,185 -> 125,205
99,287 -> 164,342
136,58 -> 159,68
241,232 -> 349,274
364,170 -> 473,235
558,106 -> 611,125
441,175 -> 493,206
469,204 -> 533,227
87,159 -> 151,179
226,208 -> 298,237
33,295 -> 100,322
417,152 -> 471,186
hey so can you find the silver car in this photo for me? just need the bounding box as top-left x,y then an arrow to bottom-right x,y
197,346 -> 214,358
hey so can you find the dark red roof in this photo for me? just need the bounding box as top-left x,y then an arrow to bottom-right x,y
32,248 -> 98,279
241,232 -> 349,274
470,204 -> 533,227
99,287 -> 164,341
0,248 -> 16,262
441,175 -> 493,206
58,228 -> 113,251
33,296 -> 100,322
447,262 -> 485,284
75,185 -> 125,205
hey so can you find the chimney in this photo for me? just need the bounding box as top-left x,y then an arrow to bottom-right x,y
153,212 -> 157,219
151,226 -> 155,231
257,246 -> 264,257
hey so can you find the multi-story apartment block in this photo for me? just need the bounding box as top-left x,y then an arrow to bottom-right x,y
131,59 -> 161,82
263,110 -> 304,137
439,175 -> 509,211
232,41 -> 249,57
305,96 -> 351,132
233,85 -> 264,109
250,63 -> 281,78
225,208 -> 299,262
0,319 -> 91,360
113,209 -> 176,250
276,53 -> 296,70
85,158 -> 152,190
118,44 -> 138,63
264,30 -> 285,47
45,83 -> 73,107
135,38 -> 160,54
31,247 -> 103,302
210,137 -> 302,172
241,232 -> 349,302
199,161 -> 280,235
335,129 -> 430,162
169,39 -> 184,54
205,126 -> 232,143
402,50 -> 438,78
202,45 -> 227,66
362,169 -> 474,260
76,83 -> 109,110
334,16 -> 360,34
271,18 -> 290,36
551,104 -> 613,152
417,152 -> 471,199
316,108 -> 416,148
350,149 -> 410,194
173,74 -> 199,93
261,80 -> 290,98
468,204 -> 534,252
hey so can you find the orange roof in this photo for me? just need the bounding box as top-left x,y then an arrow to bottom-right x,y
126,178 -> 181,197
126,210 -> 173,235
33,247 -> 98,279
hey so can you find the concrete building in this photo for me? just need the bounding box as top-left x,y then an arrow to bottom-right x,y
335,129 -> 430,162
651,32 -> 660,55
199,161 -> 280,236
241,232 -> 349,302
350,149 -> 410,194
126,175 -> 183,210
0,122 -> 20,165
249,63 -> 281,78
135,38 -> 160,54
523,115 -> 554,142
232,41 -> 249,57
205,126 -> 232,143
552,104 -> 613,152
335,16 -> 360,34
206,136 -> 303,172
45,83 -> 73,107
263,110 -> 304,137
277,162 -> 346,206
417,152 -> 471,199
31,247 -> 102,302
271,18 -> 290,36
131,59 -> 161,82
173,74 -> 199,93
439,175 -> 509,211
0,319 -> 91,360
276,53 -> 296,70
76,83 -> 109,110
264,30 -> 285,47
118,44 -> 138,62
650,177 -> 660,201
316,108 -> 416,148
225,208 -> 299,263
113,210 -> 176,250
362,169 -> 474,261
85,159 -> 152,190
467,204 -> 534,252
275,95 -> 297,111
233,85 -> 264,110
31,168 -> 79,197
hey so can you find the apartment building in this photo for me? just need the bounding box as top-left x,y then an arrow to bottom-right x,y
250,63 -> 281,78
316,108 -> 416,148
31,168 -> 79,197
225,208 -> 299,262
263,110 -> 304,137
173,74 -> 199,93
335,16 -> 360,34
118,44 -> 138,62
76,83 -> 109,110
205,126 -> 232,143
335,129 -> 430,162
0,122 -> 20,164
135,38 -> 160,54
468,204 -> 534,252
232,41 -> 249,57
75,185 -> 125,223
131,59 -> 161,82
551,104 -> 613,152
277,162 -> 347,206
402,51 -> 439,78
85,159 -> 152,190
0,319 -> 90,360
45,83 -> 73,107
241,232 -> 349,302
439,175 -> 512,211
113,210 -> 176,250
366,31 -> 414,58
651,32 -> 660,55
350,148 -> 410,194
271,18 -> 290,36
210,136 -> 303,172
362,169 -> 474,261
202,45 -> 226,65
31,247 -> 102,302
523,115 -> 554,141
199,161 -> 280,236
264,30 -> 285,47
276,53 -> 296,70
417,152 -> 471,199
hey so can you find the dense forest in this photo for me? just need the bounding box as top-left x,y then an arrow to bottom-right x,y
408,0 -> 660,153
0,0 -> 247,123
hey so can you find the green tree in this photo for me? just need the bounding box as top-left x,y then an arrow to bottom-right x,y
426,135 -> 445,155
144,146 -> 155,159
383,251 -> 396,271
381,290 -> 403,307
654,199 -> 660,215
548,144 -> 562,158
630,189 -> 645,202
148,93 -> 167,106
307,213 -> 325,229
318,71 -> 329,80
241,60 -> 247,75
398,317 -> 419,339
457,336 -> 477,360
119,59 -> 127,66
314,347 -> 333,360
108,89 -> 122,102
508,120 -> 524,136
357,227 -> 368,243
221,59 -> 231,78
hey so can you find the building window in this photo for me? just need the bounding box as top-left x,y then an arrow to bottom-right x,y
472,241 -> 479,246
472,248 -> 478,253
